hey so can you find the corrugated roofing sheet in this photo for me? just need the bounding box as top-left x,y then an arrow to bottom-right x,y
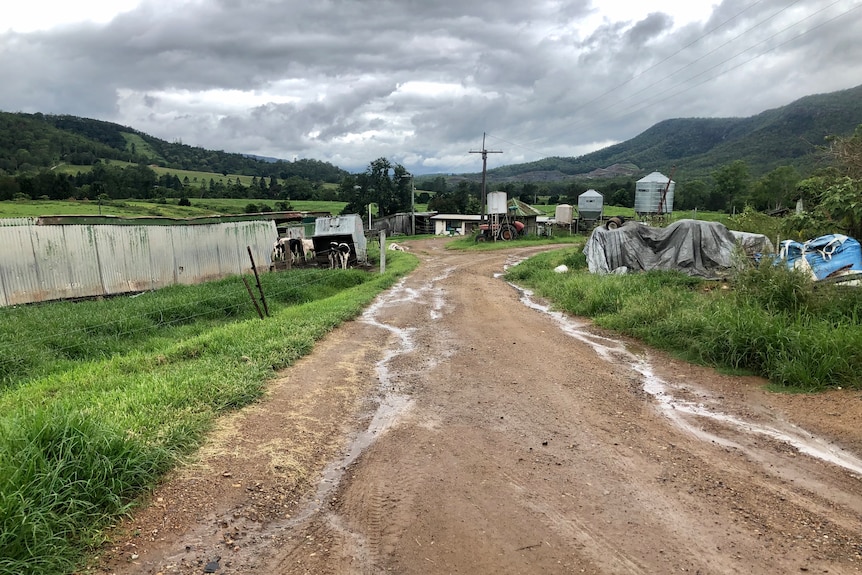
0,219 -> 277,306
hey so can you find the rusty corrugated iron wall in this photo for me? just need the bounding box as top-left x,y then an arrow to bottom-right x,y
0,219 -> 277,307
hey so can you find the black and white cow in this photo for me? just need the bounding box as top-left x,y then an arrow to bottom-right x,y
288,238 -> 304,264
329,241 -> 351,269
271,237 -> 289,263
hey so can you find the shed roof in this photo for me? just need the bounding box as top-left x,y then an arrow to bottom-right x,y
506,198 -> 543,217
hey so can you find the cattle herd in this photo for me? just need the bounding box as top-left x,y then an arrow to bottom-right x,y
271,237 -> 350,270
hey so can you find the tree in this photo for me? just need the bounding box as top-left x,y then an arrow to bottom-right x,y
782,125 -> 862,239
676,179 -> 709,210
340,158 -> 412,218
749,166 -> 799,211
710,160 -> 750,212
825,124 -> 862,180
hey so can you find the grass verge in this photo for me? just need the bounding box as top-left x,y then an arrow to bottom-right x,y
506,245 -> 862,391
0,252 -> 417,575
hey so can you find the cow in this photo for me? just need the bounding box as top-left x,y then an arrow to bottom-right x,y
301,238 -> 315,262
329,241 -> 351,269
271,237 -> 289,263
288,238 -> 304,264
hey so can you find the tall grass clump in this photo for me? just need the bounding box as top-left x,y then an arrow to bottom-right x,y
0,250 -> 418,574
0,408 -> 171,575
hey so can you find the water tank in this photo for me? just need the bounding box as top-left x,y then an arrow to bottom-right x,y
555,204 -> 573,225
635,171 -> 675,215
577,189 -> 604,221
487,191 -> 507,214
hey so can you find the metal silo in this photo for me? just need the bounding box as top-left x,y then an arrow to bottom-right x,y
577,189 -> 604,222
635,171 -> 675,215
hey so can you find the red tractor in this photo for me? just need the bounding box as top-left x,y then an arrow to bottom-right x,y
475,220 -> 525,242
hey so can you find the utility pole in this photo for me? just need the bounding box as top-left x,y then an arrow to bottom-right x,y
469,133 -> 502,227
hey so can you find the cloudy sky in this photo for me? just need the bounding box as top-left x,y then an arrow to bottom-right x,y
2,0 -> 861,174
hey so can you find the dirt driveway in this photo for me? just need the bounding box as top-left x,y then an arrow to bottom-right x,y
96,238 -> 862,574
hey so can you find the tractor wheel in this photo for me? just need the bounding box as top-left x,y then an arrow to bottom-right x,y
498,224 -> 518,241
475,233 -> 488,242
606,217 -> 624,230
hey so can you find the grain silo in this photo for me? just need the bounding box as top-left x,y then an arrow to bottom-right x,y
635,172 -> 675,216
577,189 -> 604,225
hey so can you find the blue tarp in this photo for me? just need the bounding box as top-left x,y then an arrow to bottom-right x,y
779,234 -> 862,281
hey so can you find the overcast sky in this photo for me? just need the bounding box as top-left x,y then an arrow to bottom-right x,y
2,0 -> 861,175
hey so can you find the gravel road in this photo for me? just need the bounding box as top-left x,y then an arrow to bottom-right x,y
96,238 -> 862,575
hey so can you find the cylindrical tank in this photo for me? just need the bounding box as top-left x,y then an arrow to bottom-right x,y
577,190 -> 604,221
555,204 -> 573,225
487,191 -> 507,214
635,172 -> 675,215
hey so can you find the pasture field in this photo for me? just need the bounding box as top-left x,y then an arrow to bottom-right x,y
0,250 -> 419,575
0,198 -> 347,219
50,162 -> 341,192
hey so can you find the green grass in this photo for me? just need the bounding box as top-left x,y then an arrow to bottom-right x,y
120,133 -> 163,162
506,246 -> 862,391
49,163 -> 342,195
0,251 -> 418,575
0,198 -> 346,219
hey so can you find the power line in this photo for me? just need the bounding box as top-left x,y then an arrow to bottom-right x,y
569,0 -> 770,121
469,132 -> 502,222
582,0 -> 858,133
486,1 -> 857,165
587,0 -> 819,120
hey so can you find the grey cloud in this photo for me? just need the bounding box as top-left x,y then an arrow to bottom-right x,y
0,0 -> 860,173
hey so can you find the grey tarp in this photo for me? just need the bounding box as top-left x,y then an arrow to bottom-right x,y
584,219 -> 739,279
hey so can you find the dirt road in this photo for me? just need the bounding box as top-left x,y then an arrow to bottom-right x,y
96,238 -> 862,574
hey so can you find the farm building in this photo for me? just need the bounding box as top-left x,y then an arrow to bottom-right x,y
370,211 -> 437,236
431,198 -> 543,238
310,214 -> 368,267
431,214 -> 482,236
0,215 -> 279,307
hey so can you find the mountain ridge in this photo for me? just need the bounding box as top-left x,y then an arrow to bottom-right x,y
451,84 -> 862,184
2,83 -> 861,185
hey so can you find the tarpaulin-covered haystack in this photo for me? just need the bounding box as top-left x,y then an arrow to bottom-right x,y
584,219 -> 774,280
779,235 -> 862,284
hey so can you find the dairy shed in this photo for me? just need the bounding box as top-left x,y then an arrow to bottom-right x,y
0,217 -> 277,307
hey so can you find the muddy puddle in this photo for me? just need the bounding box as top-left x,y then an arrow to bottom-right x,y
512,283 -> 862,478
283,267 -> 454,528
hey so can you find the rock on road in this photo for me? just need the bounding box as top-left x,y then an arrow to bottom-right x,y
98,238 -> 862,575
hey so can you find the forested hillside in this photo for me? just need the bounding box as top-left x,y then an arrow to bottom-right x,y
481,84 -> 862,182
2,84 -> 861,213
0,112 -> 350,203
0,112 -> 348,182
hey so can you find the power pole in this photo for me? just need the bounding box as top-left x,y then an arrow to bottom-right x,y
469,133 -> 502,227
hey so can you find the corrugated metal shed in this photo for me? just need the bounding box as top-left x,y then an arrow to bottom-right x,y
311,214 -> 367,266
0,219 -> 277,307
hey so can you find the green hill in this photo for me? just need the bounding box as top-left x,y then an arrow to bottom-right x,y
0,112 -> 348,183
3,83 -> 861,191
463,84 -> 862,184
